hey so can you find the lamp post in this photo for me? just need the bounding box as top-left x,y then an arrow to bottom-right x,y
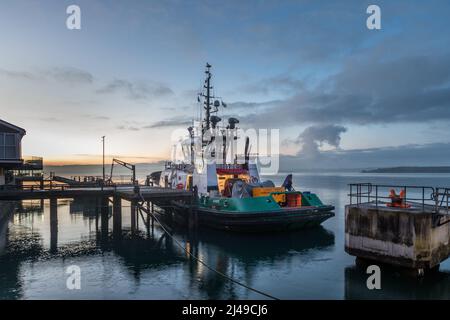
101,136 -> 105,182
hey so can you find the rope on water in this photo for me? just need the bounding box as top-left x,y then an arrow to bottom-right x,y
136,194 -> 279,300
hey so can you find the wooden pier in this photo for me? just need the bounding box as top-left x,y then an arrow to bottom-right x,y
0,183 -> 195,249
0,185 -> 192,202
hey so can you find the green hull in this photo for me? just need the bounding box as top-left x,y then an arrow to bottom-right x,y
173,192 -> 335,232
195,206 -> 335,232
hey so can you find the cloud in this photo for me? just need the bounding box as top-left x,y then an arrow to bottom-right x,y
117,125 -> 140,131
0,68 -> 35,80
91,115 -> 110,120
143,116 -> 191,129
44,67 -> 93,84
97,79 -> 173,100
0,66 -> 93,84
81,114 -> 110,120
236,54 -> 450,128
295,125 -> 347,156
238,75 -> 305,95
227,100 -> 281,110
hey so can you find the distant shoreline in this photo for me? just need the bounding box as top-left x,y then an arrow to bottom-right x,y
362,166 -> 450,173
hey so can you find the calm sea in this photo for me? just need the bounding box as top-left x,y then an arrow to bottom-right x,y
1,171 -> 450,299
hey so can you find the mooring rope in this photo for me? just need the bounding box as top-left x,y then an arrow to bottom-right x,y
135,194 -> 279,300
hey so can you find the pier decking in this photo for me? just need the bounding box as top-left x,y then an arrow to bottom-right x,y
0,185 -> 192,202
0,182 -> 196,252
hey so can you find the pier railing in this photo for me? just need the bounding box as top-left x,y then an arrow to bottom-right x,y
348,183 -> 446,212
0,181 -> 120,192
435,188 -> 450,214
0,182 -> 74,192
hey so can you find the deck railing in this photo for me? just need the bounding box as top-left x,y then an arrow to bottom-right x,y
348,183 -> 440,212
0,183 -> 66,192
435,188 -> 450,214
0,180 -> 121,192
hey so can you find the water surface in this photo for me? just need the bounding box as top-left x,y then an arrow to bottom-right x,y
1,172 -> 450,299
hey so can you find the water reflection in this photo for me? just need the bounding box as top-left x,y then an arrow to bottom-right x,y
184,227 -> 335,299
0,227 -> 44,299
0,197 -> 336,299
4,173 -> 450,299
345,265 -> 450,299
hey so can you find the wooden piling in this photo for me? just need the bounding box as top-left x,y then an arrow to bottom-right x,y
113,195 -> 122,237
131,200 -> 137,235
100,197 -> 109,237
49,197 -> 58,252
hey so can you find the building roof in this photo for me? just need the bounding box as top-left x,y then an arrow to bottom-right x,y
0,119 -> 26,135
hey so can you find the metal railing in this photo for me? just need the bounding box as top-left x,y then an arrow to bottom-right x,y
67,175 -> 137,185
348,183 -> 439,212
0,180 -> 116,192
0,182 -> 68,192
435,188 -> 450,214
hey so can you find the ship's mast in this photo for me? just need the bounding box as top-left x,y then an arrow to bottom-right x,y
204,63 -> 212,132
197,63 -> 228,152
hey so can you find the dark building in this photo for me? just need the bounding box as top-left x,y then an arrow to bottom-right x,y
0,119 -> 26,185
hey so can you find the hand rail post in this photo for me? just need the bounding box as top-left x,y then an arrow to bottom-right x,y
445,188 -> 448,214
404,186 -> 407,206
422,187 -> 425,211
350,184 -> 352,205
435,188 -> 439,213
376,185 -> 378,208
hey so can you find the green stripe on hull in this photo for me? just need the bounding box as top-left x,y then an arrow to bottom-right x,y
201,196 -> 281,212
200,192 -> 329,213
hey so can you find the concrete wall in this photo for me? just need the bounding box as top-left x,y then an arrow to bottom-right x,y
345,205 -> 450,269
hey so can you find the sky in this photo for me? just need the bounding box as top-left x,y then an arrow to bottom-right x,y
1,0 -> 450,168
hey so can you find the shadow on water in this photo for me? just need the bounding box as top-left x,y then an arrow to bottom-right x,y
192,227 -> 335,261
180,227 -> 335,299
0,203 -> 45,300
345,264 -> 450,299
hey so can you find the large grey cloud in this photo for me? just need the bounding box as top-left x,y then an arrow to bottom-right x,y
236,54 -> 450,128
238,75 -> 305,95
153,53 -> 450,131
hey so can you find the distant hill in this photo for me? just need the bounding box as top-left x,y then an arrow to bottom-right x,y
362,166 -> 450,173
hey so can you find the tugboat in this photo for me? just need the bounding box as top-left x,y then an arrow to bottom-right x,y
161,64 -> 334,232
